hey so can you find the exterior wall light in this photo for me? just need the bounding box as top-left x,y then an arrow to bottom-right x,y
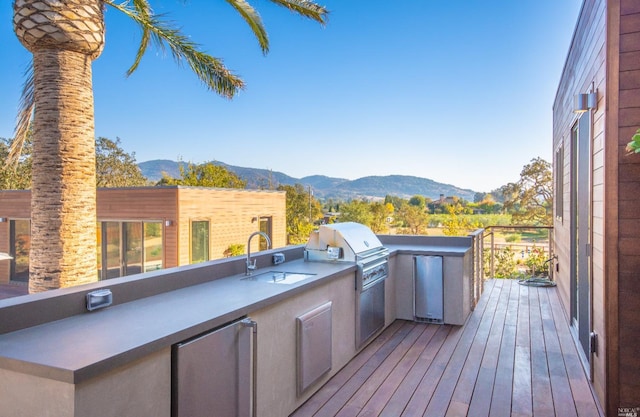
574,91 -> 597,113
0,218 -> 7,223
165,220 -> 173,227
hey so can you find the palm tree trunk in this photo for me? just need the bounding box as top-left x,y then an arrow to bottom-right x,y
13,0 -> 104,292
29,49 -> 98,292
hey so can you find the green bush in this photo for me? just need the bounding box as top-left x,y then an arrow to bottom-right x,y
525,246 -> 549,276
505,233 -> 521,243
494,247 -> 518,278
223,243 -> 245,257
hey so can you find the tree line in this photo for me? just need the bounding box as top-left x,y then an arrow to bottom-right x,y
2,135 -> 552,243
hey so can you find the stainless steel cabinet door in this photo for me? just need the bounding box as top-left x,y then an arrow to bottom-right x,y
414,255 -> 444,323
172,319 -> 254,417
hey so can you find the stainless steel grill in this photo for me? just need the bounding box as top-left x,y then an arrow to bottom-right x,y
304,222 -> 389,348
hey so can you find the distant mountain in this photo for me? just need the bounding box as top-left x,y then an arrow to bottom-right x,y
138,159 -> 477,201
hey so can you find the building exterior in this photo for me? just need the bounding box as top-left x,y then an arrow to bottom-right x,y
0,186 -> 286,284
552,0 -> 640,414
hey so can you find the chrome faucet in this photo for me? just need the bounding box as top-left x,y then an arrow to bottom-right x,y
246,231 -> 271,275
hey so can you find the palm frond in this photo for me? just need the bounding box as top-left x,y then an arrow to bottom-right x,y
125,0 -> 153,76
268,0 -> 329,24
7,62 -> 34,168
105,0 -> 244,97
224,0 -> 269,54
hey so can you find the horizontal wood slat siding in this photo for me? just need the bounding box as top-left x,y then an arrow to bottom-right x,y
176,188 -> 286,265
552,0 -> 608,408
97,187 -> 180,269
0,187 -> 286,282
617,0 -> 640,409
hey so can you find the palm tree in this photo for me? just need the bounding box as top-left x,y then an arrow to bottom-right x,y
10,0 -> 328,293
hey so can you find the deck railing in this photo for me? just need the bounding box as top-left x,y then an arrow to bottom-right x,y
481,225 -> 554,280
468,228 -> 484,309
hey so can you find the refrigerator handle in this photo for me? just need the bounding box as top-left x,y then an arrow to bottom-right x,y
240,318 -> 258,417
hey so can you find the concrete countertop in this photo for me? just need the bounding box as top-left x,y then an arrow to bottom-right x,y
0,259 -> 355,384
386,244 -> 471,257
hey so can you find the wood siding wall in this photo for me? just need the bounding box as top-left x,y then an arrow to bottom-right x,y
175,188 -> 286,266
552,0 -> 608,407
616,0 -> 640,409
0,187 -> 286,283
96,187 -> 180,269
554,0 -> 640,413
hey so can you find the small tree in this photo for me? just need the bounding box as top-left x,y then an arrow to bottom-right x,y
339,200 -> 374,227
525,246 -> 549,276
158,162 -> 246,188
502,157 -> 552,225
96,137 -> 148,187
278,184 -> 322,244
494,246 -> 518,278
397,202 -> 429,235
408,195 -> 426,209
1,137 -> 32,190
442,203 -> 479,236
369,202 -> 394,234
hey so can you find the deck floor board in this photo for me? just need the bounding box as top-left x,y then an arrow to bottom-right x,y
291,279 -> 602,417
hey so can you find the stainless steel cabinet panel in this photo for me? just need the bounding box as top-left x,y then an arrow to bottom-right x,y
414,255 -> 444,323
172,318 -> 254,417
296,302 -> 332,395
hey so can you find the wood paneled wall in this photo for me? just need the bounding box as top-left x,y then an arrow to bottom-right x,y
175,187 -> 286,266
552,0 -> 608,406
616,0 -> 640,409
554,0 -> 640,413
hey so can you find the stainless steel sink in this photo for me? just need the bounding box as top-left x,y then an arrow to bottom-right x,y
241,271 -> 316,285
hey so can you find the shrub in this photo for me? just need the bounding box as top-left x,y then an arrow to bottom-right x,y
525,246 -> 549,276
505,233 -> 521,243
223,243 -> 245,257
494,246 -> 518,278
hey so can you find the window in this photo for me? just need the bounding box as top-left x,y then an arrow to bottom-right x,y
191,221 -> 210,264
9,220 -> 30,283
98,221 -> 164,279
555,143 -> 564,220
259,217 -> 272,251
143,222 -> 163,272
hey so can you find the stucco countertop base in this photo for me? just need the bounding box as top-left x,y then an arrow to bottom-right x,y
0,259 -> 355,384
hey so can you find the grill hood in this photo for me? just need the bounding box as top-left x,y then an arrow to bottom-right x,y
304,222 -> 385,262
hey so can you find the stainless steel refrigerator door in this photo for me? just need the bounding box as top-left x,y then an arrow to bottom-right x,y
172,318 -> 254,417
414,255 -> 444,323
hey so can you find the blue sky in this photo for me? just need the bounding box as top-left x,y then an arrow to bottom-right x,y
1,1 -> 582,192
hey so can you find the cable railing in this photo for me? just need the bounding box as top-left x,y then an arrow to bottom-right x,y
481,225 -> 554,280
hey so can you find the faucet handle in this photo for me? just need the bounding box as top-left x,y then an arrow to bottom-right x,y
247,259 -> 257,270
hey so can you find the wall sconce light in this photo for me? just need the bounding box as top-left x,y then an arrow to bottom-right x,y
165,220 -> 173,227
574,91 -> 597,113
0,218 -> 7,223
251,217 -> 258,223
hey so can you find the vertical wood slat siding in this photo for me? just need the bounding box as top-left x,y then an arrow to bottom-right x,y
552,0 -> 609,408
617,0 -> 640,408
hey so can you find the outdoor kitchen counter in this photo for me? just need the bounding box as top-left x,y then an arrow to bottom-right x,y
0,258 -> 356,384
385,243 -> 471,257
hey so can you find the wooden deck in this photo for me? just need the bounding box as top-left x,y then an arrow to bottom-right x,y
291,279 -> 602,417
